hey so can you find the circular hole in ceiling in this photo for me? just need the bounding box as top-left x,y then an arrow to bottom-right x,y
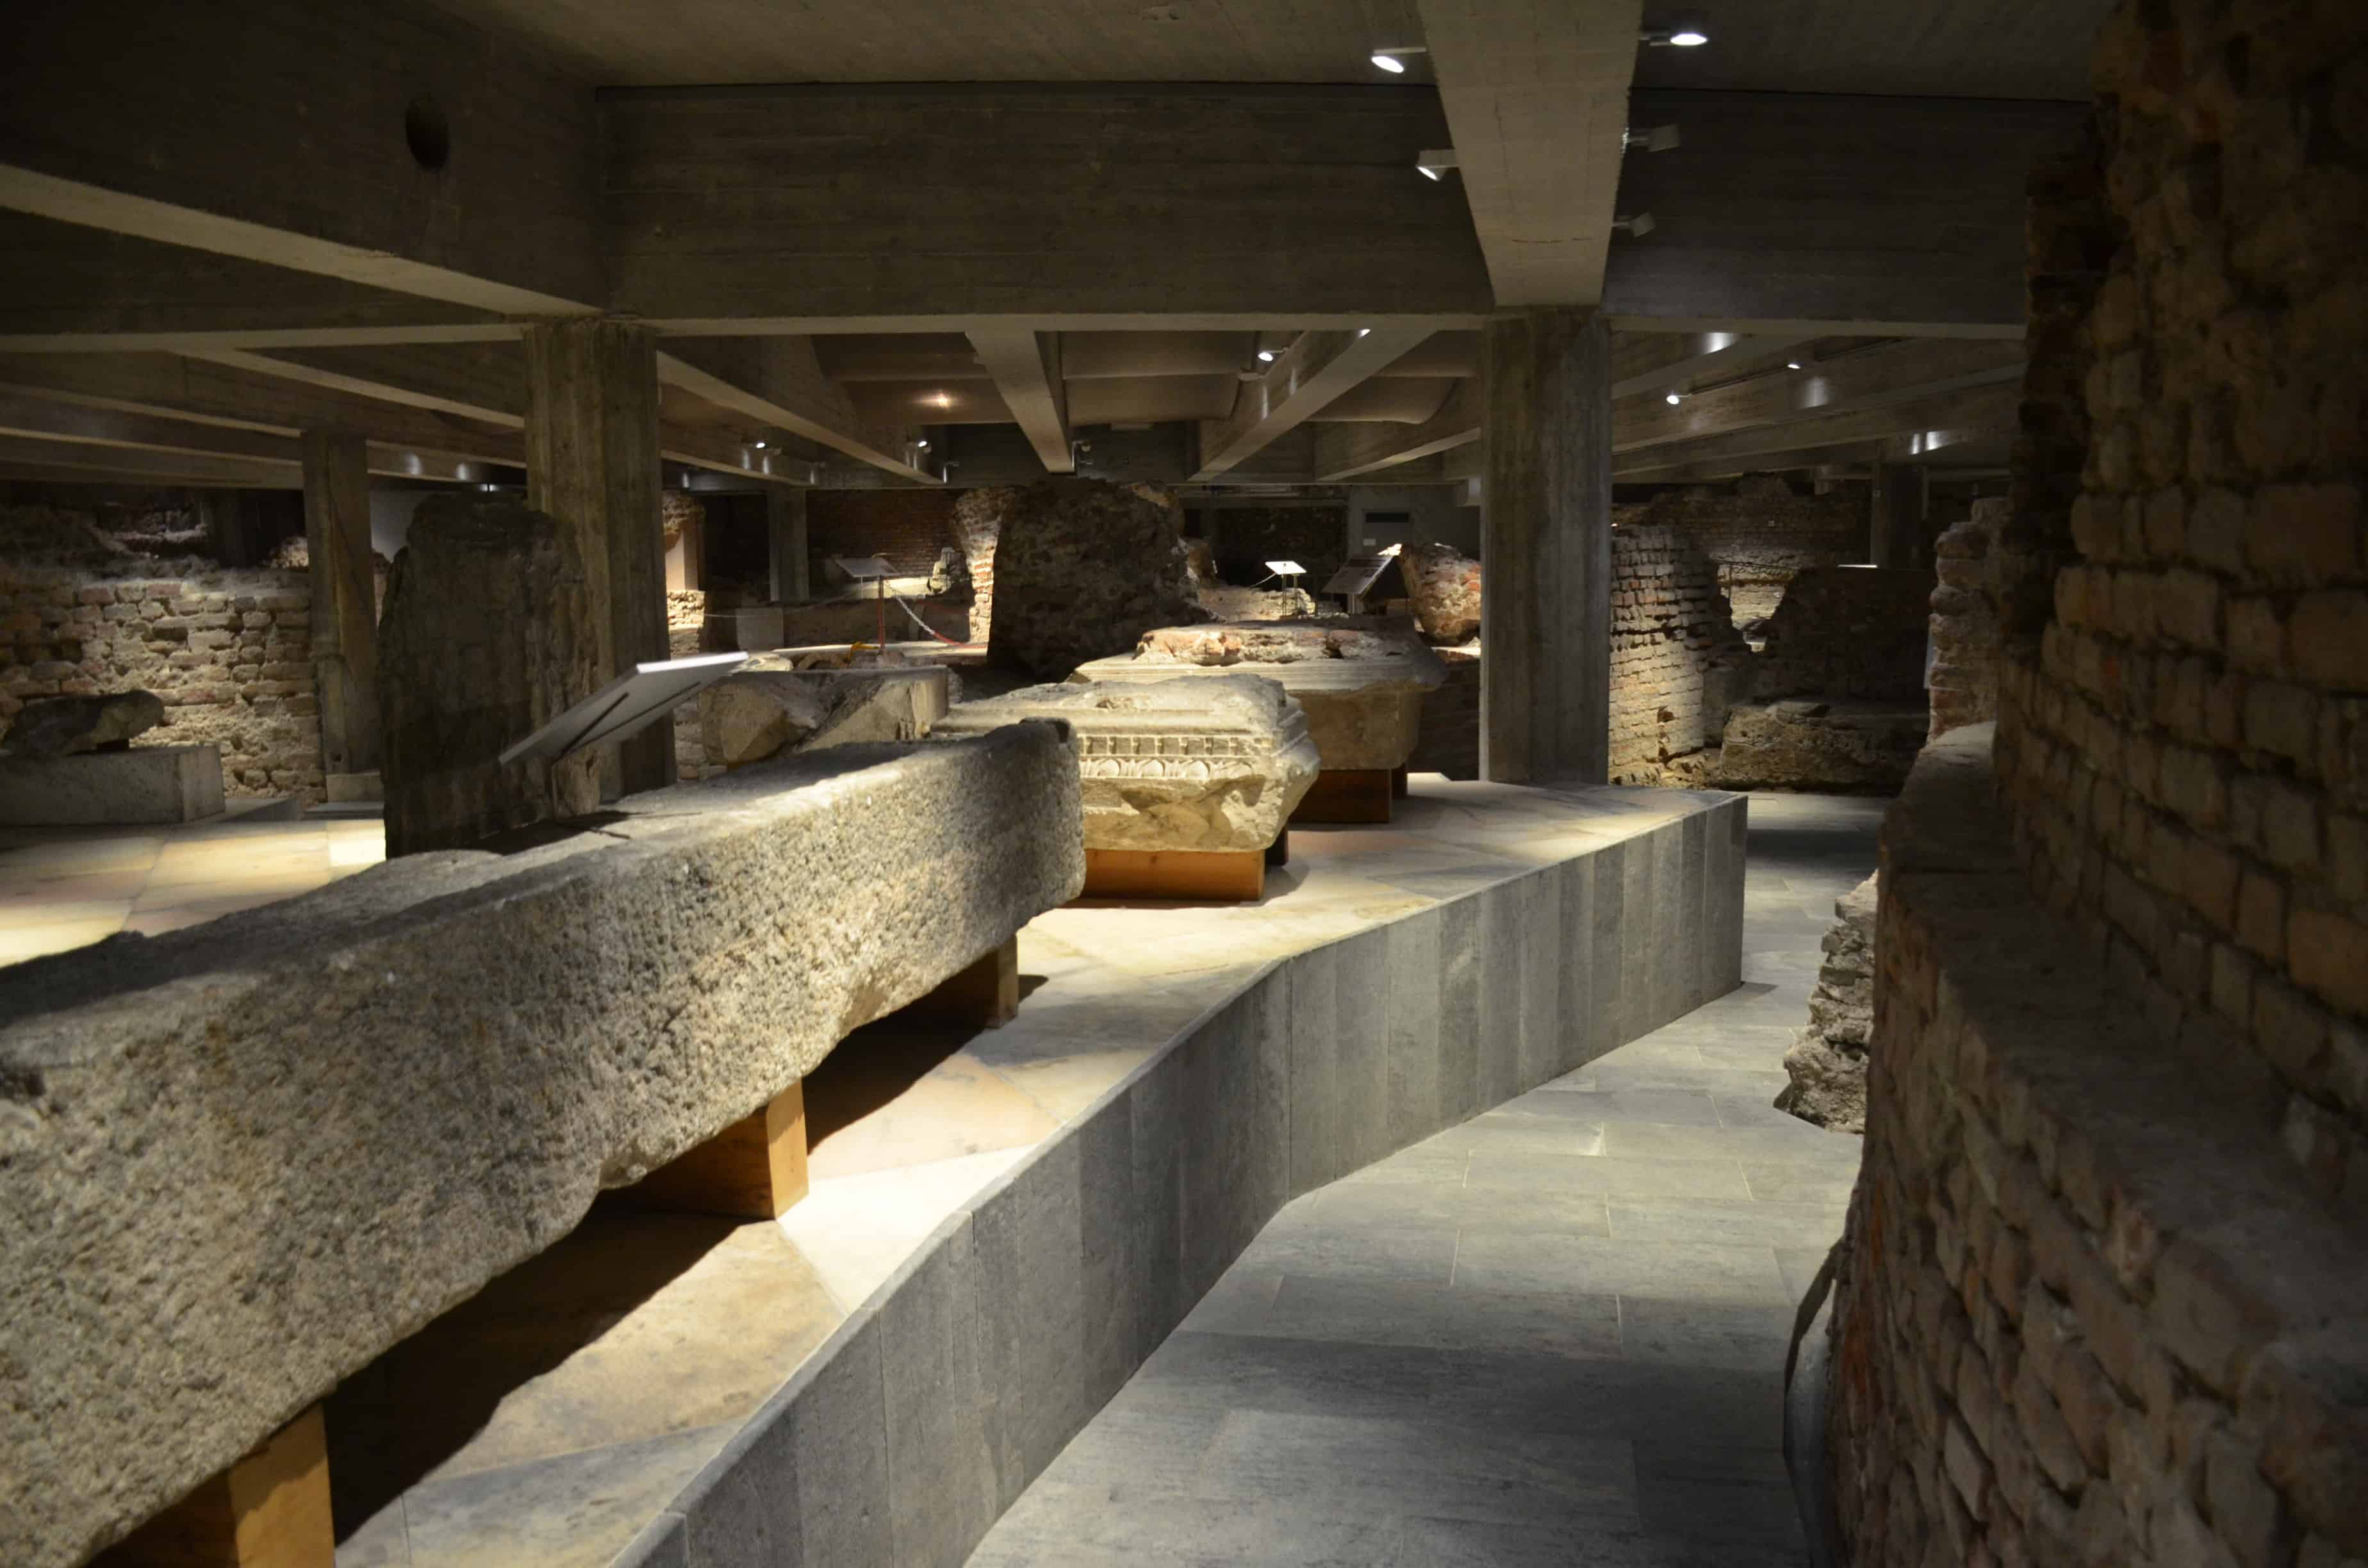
404,96 -> 450,172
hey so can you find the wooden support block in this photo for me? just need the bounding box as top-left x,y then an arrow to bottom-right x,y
1392,765 -> 1411,799
1082,847 -> 1267,902
623,1082 -> 809,1221
1290,768 -> 1396,824
99,1406 -> 333,1567
1264,828 -> 1291,869
898,936 -> 1019,1027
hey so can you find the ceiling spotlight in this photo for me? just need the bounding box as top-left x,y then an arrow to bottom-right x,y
1612,212 -> 1657,237
1257,348 -> 1277,363
917,439 -> 931,450
926,391 -> 955,409
1624,124 -> 1682,153
1786,361 -> 1804,371
1370,45 -> 1424,72
1641,15 -> 1710,47
1416,147 -> 1460,181
753,439 -> 768,448
1665,391 -> 1684,405
1356,328 -> 1371,338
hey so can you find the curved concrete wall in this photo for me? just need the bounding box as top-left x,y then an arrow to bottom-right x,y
616,795 -> 1747,1567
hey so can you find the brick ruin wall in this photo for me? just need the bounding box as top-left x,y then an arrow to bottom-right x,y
1613,476 -> 1866,627
1752,566 -> 1936,704
1929,497 -> 2009,737
805,489 -> 962,579
1826,5 -> 2368,1565
1607,525 -> 1753,785
0,560 -> 324,799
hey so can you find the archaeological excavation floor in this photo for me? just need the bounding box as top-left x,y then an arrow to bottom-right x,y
0,780 -> 1844,1567
968,791 -> 1883,1567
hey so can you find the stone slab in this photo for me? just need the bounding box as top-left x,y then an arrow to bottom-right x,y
933,676 -> 1319,854
0,726 -> 1083,1568
1074,618 -> 1449,772
0,742 -> 224,826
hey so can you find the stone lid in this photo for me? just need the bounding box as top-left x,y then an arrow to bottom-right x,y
934,674 -> 1312,756
1071,617 -> 1449,694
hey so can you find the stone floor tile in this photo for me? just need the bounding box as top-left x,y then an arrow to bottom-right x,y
1452,1232 -> 1795,1305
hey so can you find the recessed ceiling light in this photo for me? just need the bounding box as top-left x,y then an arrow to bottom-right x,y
1670,28 -> 1708,45
926,391 -> 954,409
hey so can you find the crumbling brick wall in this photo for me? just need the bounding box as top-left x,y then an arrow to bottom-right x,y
950,488 -> 1012,644
0,563 -> 323,799
1928,496 -> 2008,736
806,489 -> 960,578
1825,4 -> 2368,1562
1607,525 -> 1753,784
1613,475 -> 1866,627
1753,566 -> 1936,703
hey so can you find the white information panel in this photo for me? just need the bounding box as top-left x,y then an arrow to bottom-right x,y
830,554 -> 896,582
498,652 -> 749,767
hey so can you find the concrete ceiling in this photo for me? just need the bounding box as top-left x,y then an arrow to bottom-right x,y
1631,0 -> 2109,101
429,0 -> 1429,86
432,0 -> 2101,99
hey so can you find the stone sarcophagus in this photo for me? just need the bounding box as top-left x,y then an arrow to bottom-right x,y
0,726 -> 1082,1568
933,676 -> 1319,899
1072,619 -> 1449,823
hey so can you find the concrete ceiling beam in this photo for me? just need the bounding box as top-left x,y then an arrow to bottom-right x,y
1190,329 -> 1434,481
1311,379 -> 1486,482
1607,332 -> 1822,400
657,339 -> 941,485
1613,338 -> 2025,453
0,0 -> 603,314
965,329 -> 1073,475
1415,0 -> 1643,307
1611,381 -> 2020,479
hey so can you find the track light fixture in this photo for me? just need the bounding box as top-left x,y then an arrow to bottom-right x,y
1640,13 -> 1710,47
1370,45 -> 1425,72
1257,348 -> 1277,362
753,439 -> 768,448
1624,124 -> 1682,153
1611,212 -> 1657,237
1666,392 -> 1684,405
1416,148 -> 1459,181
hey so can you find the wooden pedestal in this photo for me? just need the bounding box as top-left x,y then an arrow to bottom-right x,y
1290,768 -> 1395,825
898,936 -> 1019,1027
99,1407 -> 333,1567
624,1082 -> 810,1221
1392,766 -> 1410,799
1083,847 -> 1266,901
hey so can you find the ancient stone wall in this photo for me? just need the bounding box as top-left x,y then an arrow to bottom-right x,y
1754,566 -> 1936,703
988,478 -> 1204,680
1825,4 -> 2368,1562
1607,525 -> 1754,785
1613,475 -> 1867,628
668,590 -> 719,782
0,562 -> 323,800
1928,497 -> 2009,737
950,487 -> 1012,643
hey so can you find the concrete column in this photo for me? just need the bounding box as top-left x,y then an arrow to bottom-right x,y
300,429 -> 381,799
523,319 -> 671,799
1480,309 -> 1611,786
768,487 -> 810,603
1870,462 -> 1928,568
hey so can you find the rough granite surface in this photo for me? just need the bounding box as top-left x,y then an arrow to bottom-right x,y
932,676 -> 1319,852
1777,872 -> 1877,1131
1401,543 -> 1482,643
986,478 -> 1206,680
0,726 -> 1083,1568
698,666 -> 952,768
1074,619 -> 1448,772
1713,700 -> 1927,793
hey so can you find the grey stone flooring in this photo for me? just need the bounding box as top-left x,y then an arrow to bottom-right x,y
966,792 -> 1885,1567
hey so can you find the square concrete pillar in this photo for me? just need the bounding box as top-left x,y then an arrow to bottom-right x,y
1481,309 -> 1611,785
302,429 -> 381,795
768,487 -> 810,603
524,319 -> 672,799
1870,462 -> 1928,568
